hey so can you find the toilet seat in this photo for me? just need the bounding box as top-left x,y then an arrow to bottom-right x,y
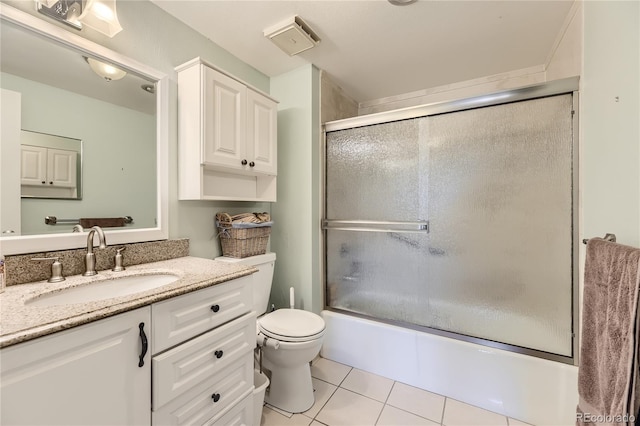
259,309 -> 325,342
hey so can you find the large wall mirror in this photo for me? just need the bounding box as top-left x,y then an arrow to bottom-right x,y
0,4 -> 168,254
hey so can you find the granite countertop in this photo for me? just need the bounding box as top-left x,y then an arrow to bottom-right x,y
0,256 -> 256,348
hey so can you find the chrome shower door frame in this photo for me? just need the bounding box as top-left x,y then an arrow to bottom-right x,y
322,77 -> 581,365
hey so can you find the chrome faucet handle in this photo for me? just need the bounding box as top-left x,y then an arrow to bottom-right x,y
31,257 -> 65,283
113,246 -> 126,272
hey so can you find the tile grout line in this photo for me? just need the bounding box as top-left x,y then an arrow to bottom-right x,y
307,377 -> 339,423
308,364 -> 353,424
373,380 -> 399,426
441,397 -> 447,425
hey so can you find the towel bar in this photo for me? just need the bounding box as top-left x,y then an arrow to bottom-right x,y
45,216 -> 133,225
582,233 -> 616,245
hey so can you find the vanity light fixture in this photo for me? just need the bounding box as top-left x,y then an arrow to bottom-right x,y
84,56 -> 127,81
264,16 -> 320,56
36,0 -> 123,37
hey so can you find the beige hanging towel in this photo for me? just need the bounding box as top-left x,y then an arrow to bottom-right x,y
577,238 -> 640,426
79,217 -> 126,228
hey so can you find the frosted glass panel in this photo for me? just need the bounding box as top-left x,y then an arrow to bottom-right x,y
326,119 -> 427,221
326,229 -> 431,325
424,94 -> 573,355
325,94 -> 574,357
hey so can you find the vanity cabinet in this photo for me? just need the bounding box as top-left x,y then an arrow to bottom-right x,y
0,307 -> 151,425
0,275 -> 255,426
177,57 -> 277,202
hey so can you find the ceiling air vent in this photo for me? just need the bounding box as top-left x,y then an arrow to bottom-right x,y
264,16 -> 321,56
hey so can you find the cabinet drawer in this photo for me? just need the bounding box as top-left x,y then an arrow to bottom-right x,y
152,312 -> 255,409
206,394 -> 253,426
152,356 -> 253,426
152,275 -> 252,354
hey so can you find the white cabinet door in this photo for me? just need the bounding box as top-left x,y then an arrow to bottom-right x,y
0,307 -> 151,426
20,146 -> 76,187
203,66 -> 247,170
47,147 -> 77,188
20,144 -> 47,186
247,89 -> 277,175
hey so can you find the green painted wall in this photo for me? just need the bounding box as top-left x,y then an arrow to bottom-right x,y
270,64 -> 322,313
2,73 -> 155,235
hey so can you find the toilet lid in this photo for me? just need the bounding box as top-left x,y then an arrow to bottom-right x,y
259,309 -> 325,342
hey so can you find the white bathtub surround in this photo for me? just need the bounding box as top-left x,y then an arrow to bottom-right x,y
320,310 -> 578,426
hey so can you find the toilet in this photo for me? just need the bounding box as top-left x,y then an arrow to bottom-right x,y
215,252 -> 325,413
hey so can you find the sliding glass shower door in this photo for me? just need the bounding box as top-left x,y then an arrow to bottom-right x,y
324,93 -> 575,358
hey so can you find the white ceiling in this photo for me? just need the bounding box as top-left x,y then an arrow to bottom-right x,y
152,0 -> 576,104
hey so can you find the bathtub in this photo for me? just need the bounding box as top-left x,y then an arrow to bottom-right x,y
320,310 -> 578,425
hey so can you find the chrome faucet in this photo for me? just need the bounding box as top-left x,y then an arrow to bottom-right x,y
83,226 -> 107,276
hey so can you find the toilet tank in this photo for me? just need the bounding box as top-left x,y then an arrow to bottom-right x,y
215,252 -> 276,315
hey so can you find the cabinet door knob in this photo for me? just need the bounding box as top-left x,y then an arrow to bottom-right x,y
41,181 -> 46,184
49,181 -> 53,185
211,393 -> 221,403
214,350 -> 224,359
249,161 -> 255,167
210,304 -> 220,313
241,159 -> 248,165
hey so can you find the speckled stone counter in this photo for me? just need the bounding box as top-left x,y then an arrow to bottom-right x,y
0,256 -> 256,348
4,239 -> 190,286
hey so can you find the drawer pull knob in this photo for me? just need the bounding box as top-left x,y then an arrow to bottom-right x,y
214,350 -> 224,359
210,304 -> 220,313
211,393 -> 221,403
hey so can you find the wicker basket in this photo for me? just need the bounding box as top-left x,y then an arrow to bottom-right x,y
216,213 -> 272,258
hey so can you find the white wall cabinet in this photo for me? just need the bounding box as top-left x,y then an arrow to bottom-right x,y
177,57 -> 277,202
21,145 -> 76,188
21,144 -> 77,198
0,307 -> 151,426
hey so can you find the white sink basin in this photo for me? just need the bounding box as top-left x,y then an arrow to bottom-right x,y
26,273 -> 180,306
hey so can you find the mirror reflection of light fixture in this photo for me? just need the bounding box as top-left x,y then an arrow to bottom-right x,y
36,0 -> 123,37
84,56 -> 127,81
388,0 -> 418,5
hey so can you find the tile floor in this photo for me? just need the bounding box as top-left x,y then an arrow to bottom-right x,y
260,357 -> 532,426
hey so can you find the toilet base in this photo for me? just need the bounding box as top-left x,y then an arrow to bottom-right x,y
263,361 -> 314,413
